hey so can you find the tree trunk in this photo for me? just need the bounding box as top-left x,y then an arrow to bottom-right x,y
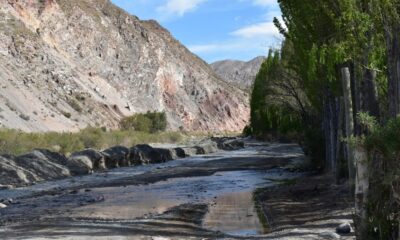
336,97 -> 344,182
361,69 -> 380,119
341,67 -> 355,184
349,62 -> 362,136
323,96 -> 332,171
323,91 -> 338,173
354,145 -> 369,239
385,25 -> 400,118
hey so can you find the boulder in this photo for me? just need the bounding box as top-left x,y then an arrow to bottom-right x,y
66,155 -> 93,175
336,222 -> 352,234
102,146 -> 130,168
154,148 -> 177,161
0,156 -> 41,186
14,150 -> 70,180
199,142 -> 219,154
181,146 -> 206,156
130,144 -> 175,165
212,137 -> 245,150
27,149 -> 69,166
173,147 -> 186,158
70,149 -> 106,170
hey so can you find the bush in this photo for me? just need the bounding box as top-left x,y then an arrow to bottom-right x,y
357,114 -> 400,239
120,111 -> 167,133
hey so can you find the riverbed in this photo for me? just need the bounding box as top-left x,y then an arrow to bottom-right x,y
0,141 -> 305,239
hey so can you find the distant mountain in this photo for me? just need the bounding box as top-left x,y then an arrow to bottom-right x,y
211,56 -> 265,90
0,0 -> 249,132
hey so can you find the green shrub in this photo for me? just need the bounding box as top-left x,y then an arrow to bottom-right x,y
120,111 -> 167,133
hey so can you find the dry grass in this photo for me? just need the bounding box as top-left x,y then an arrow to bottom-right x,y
0,128 -> 184,156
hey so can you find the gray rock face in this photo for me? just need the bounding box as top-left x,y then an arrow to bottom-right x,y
0,156 -> 41,185
14,150 -> 71,180
211,56 -> 265,90
0,0 -> 249,132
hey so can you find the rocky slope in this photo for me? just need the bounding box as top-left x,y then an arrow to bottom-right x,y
211,56 -> 265,90
0,0 -> 249,132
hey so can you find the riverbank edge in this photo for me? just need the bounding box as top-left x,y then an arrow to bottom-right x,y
0,137 -> 246,190
254,173 -> 356,239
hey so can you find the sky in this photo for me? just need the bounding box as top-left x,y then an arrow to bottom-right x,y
111,0 -> 283,63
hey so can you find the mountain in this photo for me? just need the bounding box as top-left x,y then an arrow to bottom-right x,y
0,0 -> 249,132
211,56 -> 265,90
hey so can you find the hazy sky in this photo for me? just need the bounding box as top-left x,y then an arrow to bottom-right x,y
111,0 -> 282,63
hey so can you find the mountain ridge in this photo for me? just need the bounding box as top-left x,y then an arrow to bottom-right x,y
0,0 -> 249,132
211,56 -> 265,90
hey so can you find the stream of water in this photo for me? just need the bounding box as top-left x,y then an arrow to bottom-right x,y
0,141 -> 304,239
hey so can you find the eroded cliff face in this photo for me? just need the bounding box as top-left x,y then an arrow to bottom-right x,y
211,56 -> 265,90
0,0 -> 249,132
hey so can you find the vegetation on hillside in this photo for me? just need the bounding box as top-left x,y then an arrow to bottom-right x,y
120,112 -> 167,133
248,0 -> 400,238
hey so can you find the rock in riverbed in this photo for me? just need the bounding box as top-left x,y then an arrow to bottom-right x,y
102,146 -> 130,168
66,156 -> 93,176
336,222 -> 352,234
14,150 -> 70,180
69,149 -> 106,172
130,144 -> 175,164
0,138 -> 247,189
0,156 -> 41,186
212,137 -> 245,150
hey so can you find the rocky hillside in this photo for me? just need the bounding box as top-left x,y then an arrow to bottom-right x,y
0,0 -> 249,132
211,56 -> 265,90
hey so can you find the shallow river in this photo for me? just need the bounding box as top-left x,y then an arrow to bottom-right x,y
0,141 -> 304,239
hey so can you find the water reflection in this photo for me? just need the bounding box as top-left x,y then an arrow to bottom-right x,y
203,191 -> 265,236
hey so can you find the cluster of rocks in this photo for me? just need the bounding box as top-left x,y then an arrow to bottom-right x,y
0,138 -> 245,189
